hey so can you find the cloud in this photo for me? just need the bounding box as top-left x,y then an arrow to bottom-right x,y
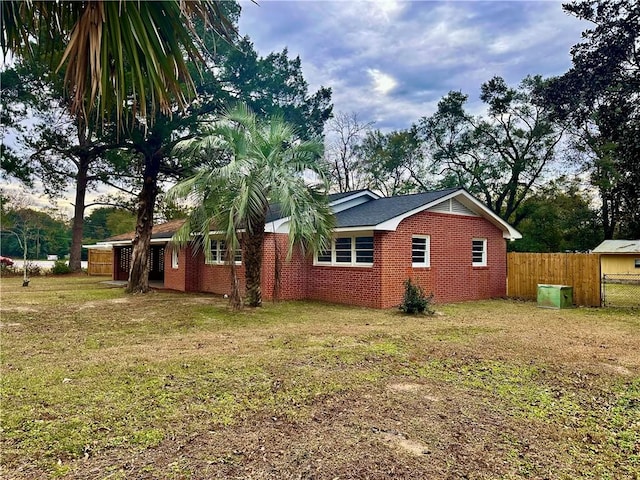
367,68 -> 398,95
239,1 -> 588,132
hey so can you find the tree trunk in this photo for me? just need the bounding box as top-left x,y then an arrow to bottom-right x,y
126,152 -> 161,294
243,220 -> 266,307
68,157 -> 89,272
68,117 -> 92,272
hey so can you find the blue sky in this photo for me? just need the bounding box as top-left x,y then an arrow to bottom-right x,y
238,0 -> 588,131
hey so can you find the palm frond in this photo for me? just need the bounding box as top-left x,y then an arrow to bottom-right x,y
1,0 -> 236,130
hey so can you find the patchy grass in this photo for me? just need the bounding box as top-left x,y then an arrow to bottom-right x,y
1,276 -> 639,479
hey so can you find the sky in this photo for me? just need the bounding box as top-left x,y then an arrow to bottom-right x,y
238,0 -> 589,131
5,0 -> 590,216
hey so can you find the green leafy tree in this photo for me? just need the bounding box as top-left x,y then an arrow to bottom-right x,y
510,178 -> 602,252
542,0 -> 639,238
420,76 -> 565,226
83,207 -> 136,245
167,104 -> 335,308
357,127 -> 431,196
122,24 -> 333,294
216,37 -> 333,140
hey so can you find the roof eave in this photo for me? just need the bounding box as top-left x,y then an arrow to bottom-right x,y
342,189 -> 522,240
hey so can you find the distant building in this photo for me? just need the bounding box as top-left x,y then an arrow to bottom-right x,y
592,240 -> 640,275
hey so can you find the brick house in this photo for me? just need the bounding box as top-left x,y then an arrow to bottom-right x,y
101,188 -> 521,308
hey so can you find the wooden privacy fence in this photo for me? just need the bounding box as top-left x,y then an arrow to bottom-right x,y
507,252 -> 601,307
87,249 -> 113,276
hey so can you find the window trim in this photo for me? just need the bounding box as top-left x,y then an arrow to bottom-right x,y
412,235 -> 431,268
314,234 -> 374,267
472,238 -> 487,267
171,248 -> 179,269
205,238 -> 242,265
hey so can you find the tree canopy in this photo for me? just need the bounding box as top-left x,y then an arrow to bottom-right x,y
542,0 -> 639,238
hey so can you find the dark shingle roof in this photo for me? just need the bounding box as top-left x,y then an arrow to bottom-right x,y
103,188 -> 464,242
105,219 -> 186,242
327,189 -> 371,202
333,188 -> 461,228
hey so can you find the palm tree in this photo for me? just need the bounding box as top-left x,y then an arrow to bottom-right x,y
167,104 -> 335,308
1,0 -> 233,130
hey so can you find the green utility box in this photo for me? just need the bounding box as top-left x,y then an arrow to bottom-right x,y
537,284 -> 573,309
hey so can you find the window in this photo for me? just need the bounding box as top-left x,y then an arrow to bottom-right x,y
635,259 -> 640,269
317,246 -> 332,263
412,235 -> 430,267
472,238 -> 487,266
315,235 -> 374,266
335,237 -> 352,263
171,248 -> 179,269
206,239 -> 241,264
355,236 -> 374,263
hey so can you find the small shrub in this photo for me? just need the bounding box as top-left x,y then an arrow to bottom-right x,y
24,261 -> 42,277
399,278 -> 434,315
51,259 -> 72,275
0,264 -> 17,277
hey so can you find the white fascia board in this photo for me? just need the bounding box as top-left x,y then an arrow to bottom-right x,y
333,226 -> 377,234
206,229 -> 247,236
261,191 -> 381,233
264,219 -> 289,234
104,238 -> 170,246
373,190 -> 522,240
82,243 -> 113,250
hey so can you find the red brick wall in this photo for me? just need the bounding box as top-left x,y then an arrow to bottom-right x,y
304,232 -> 383,308
163,245 -> 187,291
158,212 -> 508,308
113,247 -> 130,281
200,258 -> 246,297
377,211 -> 507,307
261,234 -> 309,301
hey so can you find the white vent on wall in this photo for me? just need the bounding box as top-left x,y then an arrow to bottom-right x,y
428,198 -> 478,216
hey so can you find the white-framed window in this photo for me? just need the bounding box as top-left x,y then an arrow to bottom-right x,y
635,258 -> 640,269
472,238 -> 487,266
206,238 -> 242,265
171,248 -> 179,269
315,235 -> 374,266
412,235 -> 430,267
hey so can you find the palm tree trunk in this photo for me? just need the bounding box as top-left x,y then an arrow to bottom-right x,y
243,221 -> 266,307
126,152 -> 161,294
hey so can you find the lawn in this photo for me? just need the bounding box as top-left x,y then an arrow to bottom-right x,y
1,276 -> 638,479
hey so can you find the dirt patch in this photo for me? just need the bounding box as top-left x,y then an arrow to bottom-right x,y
0,306 -> 37,313
386,383 -> 442,403
387,382 -> 422,393
599,363 -> 634,376
79,298 -> 132,309
373,427 -> 431,456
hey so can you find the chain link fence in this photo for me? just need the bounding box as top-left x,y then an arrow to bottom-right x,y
602,274 -> 640,308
